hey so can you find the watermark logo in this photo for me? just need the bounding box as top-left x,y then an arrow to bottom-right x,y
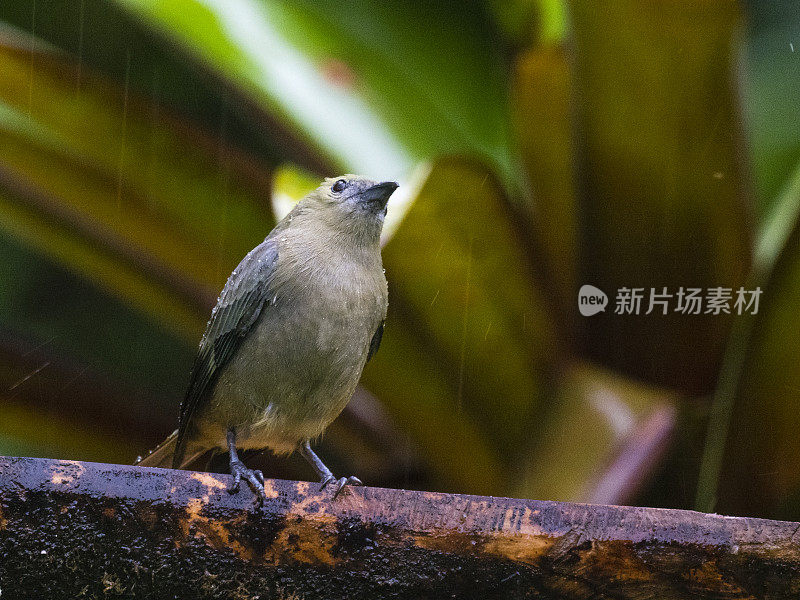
578,284 -> 608,316
578,285 -> 762,316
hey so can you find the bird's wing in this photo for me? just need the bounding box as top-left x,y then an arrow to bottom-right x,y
366,321 -> 384,362
173,238 -> 279,468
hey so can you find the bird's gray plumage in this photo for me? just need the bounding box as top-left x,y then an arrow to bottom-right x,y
139,175 -> 396,501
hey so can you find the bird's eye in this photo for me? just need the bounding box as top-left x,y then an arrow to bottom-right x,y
332,179 -> 347,193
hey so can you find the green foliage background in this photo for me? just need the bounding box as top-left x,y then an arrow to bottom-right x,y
0,0 -> 798,519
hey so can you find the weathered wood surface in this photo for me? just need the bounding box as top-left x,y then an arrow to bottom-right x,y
0,456 -> 798,599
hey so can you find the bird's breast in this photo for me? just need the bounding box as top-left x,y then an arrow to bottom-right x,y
204,251 -> 387,450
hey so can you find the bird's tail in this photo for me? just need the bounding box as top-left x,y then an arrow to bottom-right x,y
136,430 -> 179,468
136,430 -> 210,469
134,429 -> 209,469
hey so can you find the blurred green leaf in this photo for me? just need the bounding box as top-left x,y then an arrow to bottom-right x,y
705,158 -> 800,518
756,164 -> 800,271
569,0 -> 753,396
0,401 -> 134,462
115,0 -> 517,186
484,0 -> 567,46
365,157 -> 559,490
0,0 -> 302,170
695,2 -> 800,515
0,185 -> 203,338
0,40 -> 275,339
362,319 -> 504,495
512,45 -> 577,340
0,232 -> 192,406
745,0 -> 800,220
747,0 -> 800,273
517,361 -> 676,503
270,163 -> 320,220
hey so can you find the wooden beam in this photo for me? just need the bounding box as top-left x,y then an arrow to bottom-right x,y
0,456 -> 798,599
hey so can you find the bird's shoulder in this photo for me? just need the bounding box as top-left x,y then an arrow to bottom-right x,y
201,236 -> 280,344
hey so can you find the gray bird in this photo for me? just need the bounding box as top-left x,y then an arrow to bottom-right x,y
137,175 -> 397,501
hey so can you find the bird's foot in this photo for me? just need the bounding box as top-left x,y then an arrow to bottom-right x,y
320,475 -> 362,499
228,459 -> 266,505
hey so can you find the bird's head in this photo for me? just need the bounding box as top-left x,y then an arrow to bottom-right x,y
299,175 -> 398,245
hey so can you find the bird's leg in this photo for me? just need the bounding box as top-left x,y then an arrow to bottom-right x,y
227,428 -> 266,505
299,440 -> 362,498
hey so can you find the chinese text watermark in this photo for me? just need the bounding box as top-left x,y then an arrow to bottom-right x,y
578,285 -> 761,316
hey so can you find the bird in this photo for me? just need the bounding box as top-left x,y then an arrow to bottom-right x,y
137,175 -> 397,502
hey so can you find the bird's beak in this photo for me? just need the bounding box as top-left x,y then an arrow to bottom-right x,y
358,181 -> 399,210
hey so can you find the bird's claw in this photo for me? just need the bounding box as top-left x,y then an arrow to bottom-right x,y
228,460 -> 265,505
320,475 -> 363,498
